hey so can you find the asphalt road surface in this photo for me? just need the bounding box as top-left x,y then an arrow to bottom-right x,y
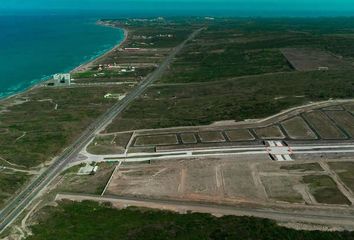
79,143 -> 354,163
0,27 -> 204,234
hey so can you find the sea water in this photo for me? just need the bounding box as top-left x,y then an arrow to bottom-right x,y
0,12 -> 124,99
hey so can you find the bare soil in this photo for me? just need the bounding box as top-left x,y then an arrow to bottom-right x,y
281,48 -> 353,71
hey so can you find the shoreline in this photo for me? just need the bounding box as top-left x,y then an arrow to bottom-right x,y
71,22 -> 128,73
0,21 -> 128,103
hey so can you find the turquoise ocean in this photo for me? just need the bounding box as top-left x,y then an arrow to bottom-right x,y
0,13 -> 124,99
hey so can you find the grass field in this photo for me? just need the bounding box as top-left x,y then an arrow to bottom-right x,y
325,111 -> 354,137
304,111 -> 347,140
72,67 -> 156,83
302,175 -> 350,205
344,103 -> 354,113
255,125 -> 285,140
56,163 -> 116,195
198,131 -> 225,143
134,134 -> 178,147
180,133 -> 197,144
28,201 -> 354,240
106,70 -> 354,132
281,116 -> 317,140
87,133 -> 132,155
225,129 -> 255,141
261,176 -> 304,203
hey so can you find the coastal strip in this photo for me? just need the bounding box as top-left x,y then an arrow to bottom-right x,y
0,21 -> 127,103
71,22 -> 128,73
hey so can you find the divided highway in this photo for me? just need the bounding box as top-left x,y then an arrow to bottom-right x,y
0,27 -> 204,233
94,143 -> 354,163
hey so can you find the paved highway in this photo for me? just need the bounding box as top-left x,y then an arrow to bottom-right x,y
0,27 -> 204,234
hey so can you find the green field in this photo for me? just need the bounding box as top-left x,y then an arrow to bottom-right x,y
328,162 -> 354,193
302,175 -> 350,205
107,70 -> 354,132
28,201 -> 354,240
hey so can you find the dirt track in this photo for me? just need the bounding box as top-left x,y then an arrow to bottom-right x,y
55,193 -> 354,231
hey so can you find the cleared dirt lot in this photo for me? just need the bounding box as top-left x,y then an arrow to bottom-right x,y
106,157 -> 268,204
103,156 -> 354,207
281,48 -> 353,71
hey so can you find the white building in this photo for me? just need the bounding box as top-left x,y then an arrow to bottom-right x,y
48,73 -> 71,86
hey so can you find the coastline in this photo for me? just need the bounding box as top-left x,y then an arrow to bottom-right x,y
71,23 -> 128,73
0,22 -> 128,103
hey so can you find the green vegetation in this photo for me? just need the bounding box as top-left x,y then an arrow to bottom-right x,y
29,201 -> 354,240
0,170 -> 31,208
0,86 -> 130,167
107,70 -> 354,132
328,162 -> 354,193
160,48 -> 292,83
303,175 -> 350,205
159,18 -> 354,84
